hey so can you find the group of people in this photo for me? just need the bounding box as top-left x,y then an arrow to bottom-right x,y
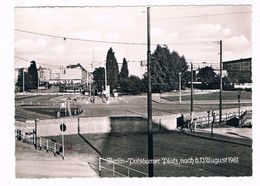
178,111 -> 216,133
178,114 -> 197,133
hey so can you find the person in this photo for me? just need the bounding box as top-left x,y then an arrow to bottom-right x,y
188,119 -> 192,132
180,114 -> 184,128
192,118 -> 197,133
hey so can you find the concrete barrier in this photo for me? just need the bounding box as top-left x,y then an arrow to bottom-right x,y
14,106 -> 251,136
152,114 -> 177,131
16,116 -> 163,137
35,117 -> 111,136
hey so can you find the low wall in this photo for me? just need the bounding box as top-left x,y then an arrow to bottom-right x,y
36,117 -> 111,136
15,116 -> 163,137
14,106 -> 251,136
110,116 -> 162,133
152,115 -> 178,131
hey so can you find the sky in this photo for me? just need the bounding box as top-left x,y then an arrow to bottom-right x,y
14,5 -> 251,77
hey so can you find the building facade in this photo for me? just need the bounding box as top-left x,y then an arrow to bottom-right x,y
38,67 -> 51,83
223,58 -> 252,83
44,63 -> 88,85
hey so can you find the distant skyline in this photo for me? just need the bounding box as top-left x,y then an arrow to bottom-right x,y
15,5 -> 251,77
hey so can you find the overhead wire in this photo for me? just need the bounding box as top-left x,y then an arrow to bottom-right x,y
15,28 -> 218,46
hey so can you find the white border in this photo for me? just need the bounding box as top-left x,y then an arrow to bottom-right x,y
1,0 -> 259,186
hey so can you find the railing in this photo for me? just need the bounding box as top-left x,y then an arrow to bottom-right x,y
195,110 -> 252,127
15,129 -> 63,158
98,157 -> 148,177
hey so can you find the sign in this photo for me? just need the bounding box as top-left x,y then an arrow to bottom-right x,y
60,123 -> 66,132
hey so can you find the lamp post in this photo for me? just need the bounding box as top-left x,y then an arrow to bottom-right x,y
38,70 -> 40,92
207,110 -> 210,128
211,111 -> 215,137
190,63 -> 194,115
22,68 -> 25,92
179,72 -> 182,103
104,65 -> 107,97
238,90 -> 241,117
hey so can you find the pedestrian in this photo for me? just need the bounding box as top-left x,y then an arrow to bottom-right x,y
193,118 -> 197,133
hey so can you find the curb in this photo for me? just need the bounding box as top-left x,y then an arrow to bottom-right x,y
181,130 -> 252,147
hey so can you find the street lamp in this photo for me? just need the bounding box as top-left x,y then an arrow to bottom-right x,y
104,65 -> 107,97
23,68 -> 25,92
38,70 -> 40,92
22,68 -> 27,92
179,72 -> 182,103
238,90 -> 241,117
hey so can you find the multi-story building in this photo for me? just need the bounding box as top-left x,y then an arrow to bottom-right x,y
46,63 -> 88,85
187,62 -> 227,78
14,68 -> 21,84
60,63 -> 88,84
223,58 -> 252,83
38,67 -> 51,83
188,62 -> 219,71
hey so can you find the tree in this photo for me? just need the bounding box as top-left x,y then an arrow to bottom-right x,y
127,75 -> 142,95
26,61 -> 38,90
15,68 -> 26,92
196,66 -> 217,84
119,58 -> 129,93
106,48 -> 119,92
120,58 -> 129,79
15,61 -> 38,91
93,67 -> 105,92
150,45 -> 188,92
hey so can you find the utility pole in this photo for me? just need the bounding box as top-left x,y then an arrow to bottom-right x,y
37,71 -> 40,92
61,118 -> 65,160
179,72 -> 182,103
219,40 -> 223,124
238,90 -> 241,117
191,63 -> 194,114
89,72 -> 92,97
89,62 -> 93,97
104,65 -> 107,97
90,49 -> 94,97
34,118 -> 38,149
23,68 -> 25,92
147,7 -> 153,177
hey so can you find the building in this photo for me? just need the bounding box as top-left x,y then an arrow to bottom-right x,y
38,67 -> 51,83
188,62 -> 219,71
223,58 -> 252,83
14,68 -> 21,84
188,62 -> 227,78
45,63 -> 91,92
46,63 -> 88,85
61,63 -> 88,84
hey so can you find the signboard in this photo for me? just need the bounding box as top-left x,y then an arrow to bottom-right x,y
60,123 -> 66,132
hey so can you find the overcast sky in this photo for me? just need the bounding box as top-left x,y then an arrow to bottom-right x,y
14,5 -> 251,77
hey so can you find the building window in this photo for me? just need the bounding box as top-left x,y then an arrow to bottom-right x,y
64,70 -> 66,74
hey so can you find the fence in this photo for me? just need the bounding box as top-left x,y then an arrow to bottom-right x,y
195,110 -> 252,127
19,100 -> 78,108
15,129 -> 64,158
98,157 -> 148,177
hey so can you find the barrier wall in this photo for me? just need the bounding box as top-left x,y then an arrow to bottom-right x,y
15,116 -> 163,137
14,106 -> 251,136
152,114 -> 177,131
36,117 -> 111,136
110,116 -> 162,133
